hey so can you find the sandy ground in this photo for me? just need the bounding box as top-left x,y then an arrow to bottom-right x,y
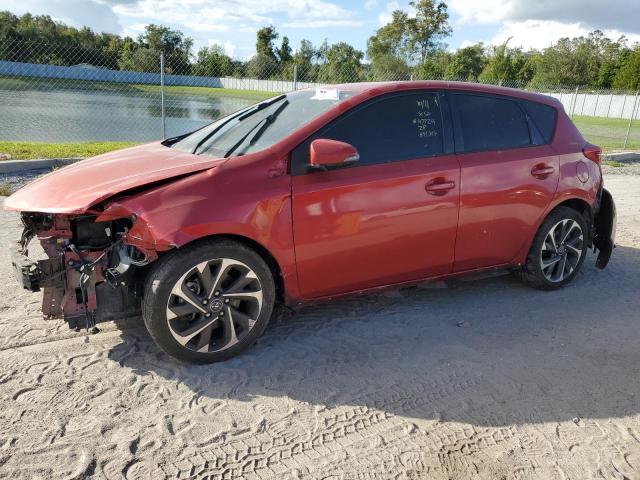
0,174 -> 639,480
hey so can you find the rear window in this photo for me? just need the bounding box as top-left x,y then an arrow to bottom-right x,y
521,100 -> 557,144
452,93 -> 531,152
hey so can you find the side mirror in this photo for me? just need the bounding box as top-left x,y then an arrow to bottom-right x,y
309,139 -> 359,171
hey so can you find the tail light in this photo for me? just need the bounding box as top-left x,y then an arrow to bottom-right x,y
583,143 -> 602,164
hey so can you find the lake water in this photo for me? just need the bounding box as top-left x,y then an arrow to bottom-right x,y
0,84 -> 257,142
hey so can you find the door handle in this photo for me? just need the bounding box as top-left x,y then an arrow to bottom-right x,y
425,179 -> 456,195
531,164 -> 555,179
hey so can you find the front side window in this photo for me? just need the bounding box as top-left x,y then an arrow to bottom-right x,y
452,93 -> 531,152
291,92 -> 444,174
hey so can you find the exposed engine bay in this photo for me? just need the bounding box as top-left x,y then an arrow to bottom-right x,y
11,211 -> 156,331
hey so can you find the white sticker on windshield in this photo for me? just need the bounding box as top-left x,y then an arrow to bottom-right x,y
311,88 -> 339,100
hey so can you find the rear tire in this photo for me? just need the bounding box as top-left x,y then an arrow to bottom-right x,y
514,206 -> 588,290
142,239 -> 276,363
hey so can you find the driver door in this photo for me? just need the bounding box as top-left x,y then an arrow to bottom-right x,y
291,91 -> 461,298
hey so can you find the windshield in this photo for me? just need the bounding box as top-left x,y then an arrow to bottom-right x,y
170,88 -> 353,158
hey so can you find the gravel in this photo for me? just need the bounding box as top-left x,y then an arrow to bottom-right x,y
0,173 -> 639,479
602,160 -> 640,176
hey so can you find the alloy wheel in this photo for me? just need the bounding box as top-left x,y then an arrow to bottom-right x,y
165,258 -> 263,353
540,219 -> 584,283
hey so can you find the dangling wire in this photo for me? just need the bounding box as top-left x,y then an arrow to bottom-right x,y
69,243 -> 121,334
78,269 -> 97,333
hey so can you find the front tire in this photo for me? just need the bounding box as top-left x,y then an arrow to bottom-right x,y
515,206 -> 588,290
142,239 -> 276,363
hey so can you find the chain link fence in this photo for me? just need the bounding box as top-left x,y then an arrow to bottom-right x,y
0,38 -> 639,151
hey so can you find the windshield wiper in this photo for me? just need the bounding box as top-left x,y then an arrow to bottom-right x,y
223,99 -> 289,158
237,94 -> 286,121
192,94 -> 287,155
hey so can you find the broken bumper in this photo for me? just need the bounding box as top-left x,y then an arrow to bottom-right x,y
11,225 -> 141,329
10,243 -> 63,292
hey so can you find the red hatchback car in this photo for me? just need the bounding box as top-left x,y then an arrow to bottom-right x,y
6,81 -> 616,363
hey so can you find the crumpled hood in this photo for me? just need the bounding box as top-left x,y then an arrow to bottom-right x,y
4,142 -> 224,214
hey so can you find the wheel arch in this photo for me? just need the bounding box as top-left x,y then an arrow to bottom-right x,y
514,195 -> 595,265
549,197 -> 594,246
553,197 -> 592,219
174,233 -> 286,304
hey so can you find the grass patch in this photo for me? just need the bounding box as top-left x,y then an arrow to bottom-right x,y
0,141 -> 138,160
0,183 -> 14,196
573,115 -> 640,151
602,160 -> 626,167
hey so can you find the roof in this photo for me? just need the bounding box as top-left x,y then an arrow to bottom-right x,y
319,81 -> 561,108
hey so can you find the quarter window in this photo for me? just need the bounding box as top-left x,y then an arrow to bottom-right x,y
452,93 -> 531,152
521,100 -> 557,144
291,92 -> 444,175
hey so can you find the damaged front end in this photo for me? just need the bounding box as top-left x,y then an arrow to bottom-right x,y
11,211 -> 156,331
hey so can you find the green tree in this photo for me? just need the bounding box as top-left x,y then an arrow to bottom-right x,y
414,50 -> 451,79
406,0 -> 452,63
445,43 -> 485,80
278,36 -> 292,63
117,37 -> 137,71
0,11 -> 20,60
256,26 -> 278,60
367,10 -> 410,61
293,39 -> 316,81
366,10 -> 411,80
479,40 -> 533,86
369,55 -> 411,80
139,24 -> 192,74
366,1 -> 451,80
246,53 -> 279,79
528,31 -> 621,87
322,42 -> 363,83
193,44 -> 232,77
613,47 -> 640,90
315,39 -> 329,65
596,37 -> 629,88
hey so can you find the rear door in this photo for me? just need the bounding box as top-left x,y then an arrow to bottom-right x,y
450,92 -> 560,272
291,91 -> 461,298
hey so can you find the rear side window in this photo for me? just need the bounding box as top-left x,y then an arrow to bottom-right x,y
291,92 -> 444,175
452,93 -> 531,152
521,100 -> 557,144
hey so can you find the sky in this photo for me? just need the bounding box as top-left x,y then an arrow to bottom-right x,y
1,0 -> 640,60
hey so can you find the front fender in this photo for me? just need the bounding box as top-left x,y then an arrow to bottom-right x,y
97,164 -> 300,299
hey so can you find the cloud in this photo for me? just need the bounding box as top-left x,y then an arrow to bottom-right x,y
113,0 -> 358,30
283,19 -> 365,28
449,0 -> 640,33
364,0 -> 378,10
490,20 -> 640,50
378,1 -> 400,26
208,39 -> 237,58
490,20 -> 589,50
3,0 -> 123,34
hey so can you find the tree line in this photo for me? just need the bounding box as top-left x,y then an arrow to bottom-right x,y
1,3 -> 639,90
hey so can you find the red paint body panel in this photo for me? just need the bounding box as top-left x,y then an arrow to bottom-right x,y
99,152 -> 301,301
453,145 -> 559,271
4,81 -> 609,307
4,142 -> 225,213
292,155 -> 460,298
